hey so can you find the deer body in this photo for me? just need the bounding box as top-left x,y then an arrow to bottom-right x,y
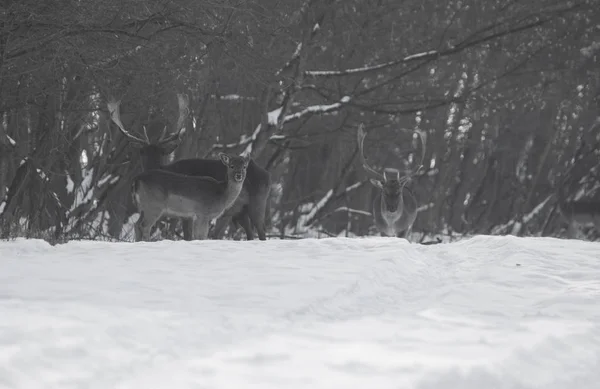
373,186 -> 418,237
357,125 -> 425,239
162,158 -> 271,240
556,194 -> 600,239
132,153 -> 248,241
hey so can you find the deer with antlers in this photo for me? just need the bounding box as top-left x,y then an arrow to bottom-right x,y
357,124 -> 425,238
107,94 -> 271,241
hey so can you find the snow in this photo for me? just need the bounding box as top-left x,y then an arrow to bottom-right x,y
403,50 -> 438,61
215,98 -> 350,153
330,206 -> 371,217
581,41 -> 600,57
306,51 -> 438,77
267,107 -> 283,125
283,97 -> 350,122
65,173 -> 74,194
6,134 -> 16,146
97,173 -> 119,187
212,94 -> 256,102
306,61 -> 401,76
35,168 -> 48,182
71,167 -> 95,213
304,189 -> 333,224
1,235 -> 600,388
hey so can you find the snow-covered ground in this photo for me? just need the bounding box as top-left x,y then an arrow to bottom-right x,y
1,235 -> 599,389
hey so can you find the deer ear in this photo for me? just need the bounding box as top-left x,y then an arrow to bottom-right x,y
370,178 -> 384,189
219,153 -> 230,165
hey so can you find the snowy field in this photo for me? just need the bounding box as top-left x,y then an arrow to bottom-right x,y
1,235 -> 600,389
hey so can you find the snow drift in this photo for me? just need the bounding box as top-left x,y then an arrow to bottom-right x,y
1,235 -> 599,389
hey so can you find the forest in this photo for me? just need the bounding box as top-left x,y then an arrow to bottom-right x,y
0,0 -> 599,243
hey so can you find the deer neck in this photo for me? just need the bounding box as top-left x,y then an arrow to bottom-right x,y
141,157 -> 164,171
221,174 -> 245,208
380,191 -> 404,221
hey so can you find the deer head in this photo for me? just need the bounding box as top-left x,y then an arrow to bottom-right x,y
357,123 -> 425,213
107,94 -> 190,171
219,152 -> 250,183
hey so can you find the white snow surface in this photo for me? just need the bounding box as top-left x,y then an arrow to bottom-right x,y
1,235 -> 600,389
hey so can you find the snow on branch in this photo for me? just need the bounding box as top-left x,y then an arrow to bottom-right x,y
211,94 -> 257,102
283,96 -> 350,123
303,189 -> 333,225
241,123 -> 263,156
581,41 -> 600,58
36,169 -> 49,182
275,42 -> 303,78
213,97 -> 350,153
522,195 -> 553,224
344,181 -> 363,193
330,206 -> 371,217
5,134 -> 16,146
490,195 -> 553,236
404,51 -> 438,61
417,202 -> 434,213
302,180 -> 367,228
268,107 -> 283,125
305,51 -> 438,77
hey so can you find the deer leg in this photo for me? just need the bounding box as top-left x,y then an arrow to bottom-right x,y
225,215 -> 242,240
566,222 -> 579,239
137,211 -> 161,242
210,216 -> 230,239
192,216 -> 211,240
593,218 -> 600,235
247,201 -> 267,241
233,207 -> 254,240
231,215 -> 241,231
134,212 -> 144,242
182,218 -> 194,241
235,211 -> 254,241
397,226 -> 412,240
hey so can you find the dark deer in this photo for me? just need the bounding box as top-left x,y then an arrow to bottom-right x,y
556,182 -> 600,239
132,153 -> 249,241
357,124 -> 425,238
107,95 -> 271,241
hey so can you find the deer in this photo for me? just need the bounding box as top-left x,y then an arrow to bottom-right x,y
132,153 -> 249,241
356,123 -> 425,239
555,183 -> 600,239
107,95 -> 271,241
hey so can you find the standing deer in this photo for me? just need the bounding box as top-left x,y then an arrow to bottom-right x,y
132,153 -> 249,241
107,95 -> 271,241
357,124 -> 425,238
556,183 -> 600,239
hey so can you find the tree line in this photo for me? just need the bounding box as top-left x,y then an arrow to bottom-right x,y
0,0 -> 599,243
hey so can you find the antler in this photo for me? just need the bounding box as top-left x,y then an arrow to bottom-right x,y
156,93 -> 190,146
107,99 -> 149,144
357,123 -> 384,182
402,129 -> 427,180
